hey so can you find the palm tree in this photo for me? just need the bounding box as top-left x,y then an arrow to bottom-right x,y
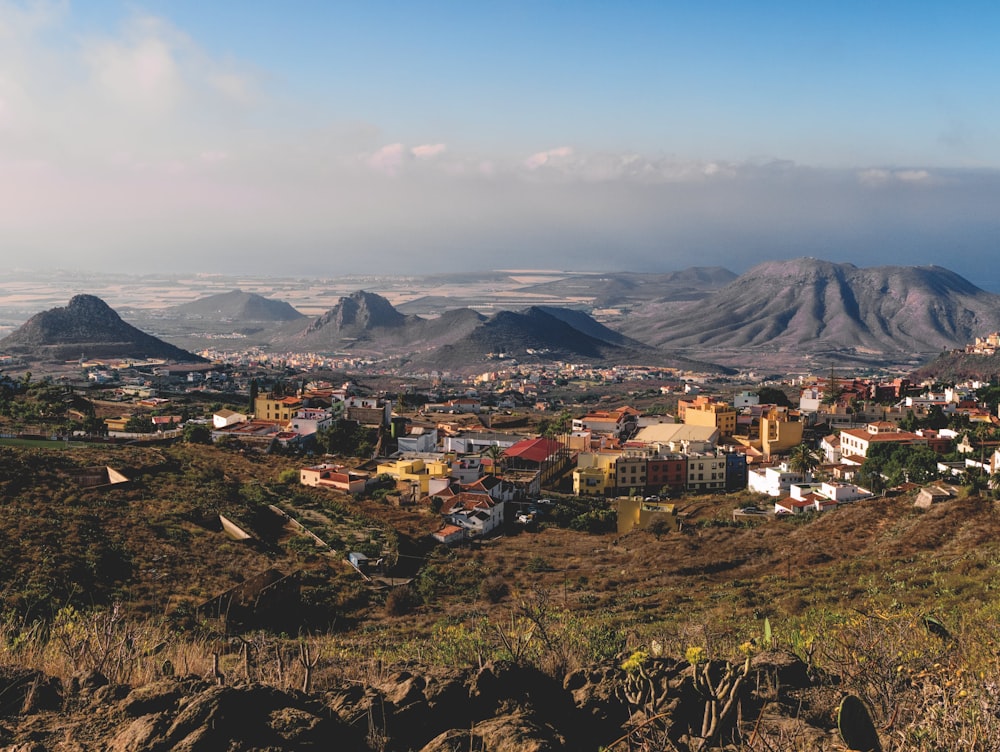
483,444 -> 505,477
787,443 -> 820,476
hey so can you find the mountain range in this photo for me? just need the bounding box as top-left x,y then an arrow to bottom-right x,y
5,259 -> 1000,374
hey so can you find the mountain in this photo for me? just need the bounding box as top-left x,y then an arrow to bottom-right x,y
277,292 -> 730,372
617,258 -> 1000,366
406,306 -> 730,373
0,295 -> 205,362
171,290 -> 304,321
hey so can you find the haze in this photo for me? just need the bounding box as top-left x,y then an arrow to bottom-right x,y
2,1 -> 1000,289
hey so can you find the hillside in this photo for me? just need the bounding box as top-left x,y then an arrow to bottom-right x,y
618,258 -> 1000,367
0,294 -> 205,363
170,289 -> 304,321
0,439 -> 997,749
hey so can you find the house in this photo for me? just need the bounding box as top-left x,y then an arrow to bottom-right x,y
774,494 -> 820,515
820,434 -> 842,463
432,524 -> 466,545
287,407 -> 333,438
819,481 -> 872,503
573,465 -> 610,496
572,409 -> 634,440
440,492 -> 505,537
747,462 -> 813,497
450,455 -> 485,484
300,464 -> 371,495
213,409 -> 247,429
376,456 -> 453,496
211,419 -> 283,446
678,396 -> 737,437
914,485 -> 955,509
254,394 -> 303,422
502,437 -> 570,497
630,423 -> 719,451
344,396 -> 392,426
838,423 -> 928,460
616,497 -> 677,534
396,426 -> 439,454
685,452 -> 728,492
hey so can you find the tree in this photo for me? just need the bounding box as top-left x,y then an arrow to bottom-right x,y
821,368 -> 842,406
483,444 -> 505,476
183,423 -> 212,444
248,378 -> 259,413
756,386 -> 791,408
787,443 -> 820,475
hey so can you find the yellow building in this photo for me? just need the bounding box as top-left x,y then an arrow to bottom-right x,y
375,457 -> 452,495
573,466 -> 609,496
254,394 -> 303,422
760,411 -> 804,458
573,450 -> 619,496
616,497 -> 677,535
680,397 -> 737,437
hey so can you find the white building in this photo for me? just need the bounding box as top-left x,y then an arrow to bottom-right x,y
748,462 -> 813,497
213,409 -> 247,429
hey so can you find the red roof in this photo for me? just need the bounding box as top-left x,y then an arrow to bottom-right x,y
504,437 -> 563,463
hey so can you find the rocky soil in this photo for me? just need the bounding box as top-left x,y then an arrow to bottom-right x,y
0,652 -> 847,752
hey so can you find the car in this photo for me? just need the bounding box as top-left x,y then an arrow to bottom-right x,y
738,507 -> 768,515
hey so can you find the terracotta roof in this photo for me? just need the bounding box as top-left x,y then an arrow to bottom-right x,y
504,437 -> 563,463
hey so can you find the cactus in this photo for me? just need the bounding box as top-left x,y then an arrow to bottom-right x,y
692,654 -> 752,740
763,616 -> 772,648
837,694 -> 882,752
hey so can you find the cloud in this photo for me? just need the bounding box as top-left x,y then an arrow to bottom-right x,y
411,143 -> 446,159
84,31 -> 184,115
524,146 -> 573,169
366,143 -> 406,175
857,168 -> 933,186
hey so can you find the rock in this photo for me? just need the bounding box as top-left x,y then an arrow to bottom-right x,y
0,668 -> 61,717
106,713 -> 172,752
418,712 -> 566,752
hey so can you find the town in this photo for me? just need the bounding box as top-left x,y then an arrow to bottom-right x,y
4,343 -> 998,549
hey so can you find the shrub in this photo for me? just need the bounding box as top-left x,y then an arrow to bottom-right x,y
385,587 -> 418,616
479,575 -> 509,603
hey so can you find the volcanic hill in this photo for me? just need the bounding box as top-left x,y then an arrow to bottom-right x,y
170,289 -> 304,321
0,294 -> 205,363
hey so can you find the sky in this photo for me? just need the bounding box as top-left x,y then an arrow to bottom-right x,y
2,1 -> 1000,285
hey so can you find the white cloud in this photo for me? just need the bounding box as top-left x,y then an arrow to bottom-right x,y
411,143 -> 446,159
857,167 -> 934,186
85,33 -> 184,115
524,146 -> 573,169
366,143 -> 406,175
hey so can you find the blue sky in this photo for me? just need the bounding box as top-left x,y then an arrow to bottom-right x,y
2,1 -> 1000,285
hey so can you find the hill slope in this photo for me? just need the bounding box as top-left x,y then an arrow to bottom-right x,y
618,258 -> 1000,365
0,295 -> 205,362
171,290 -> 304,321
